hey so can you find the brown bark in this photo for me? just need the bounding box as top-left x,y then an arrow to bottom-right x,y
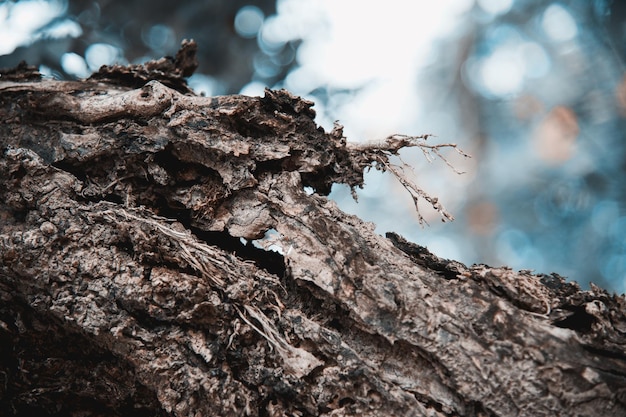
1,43 -> 625,417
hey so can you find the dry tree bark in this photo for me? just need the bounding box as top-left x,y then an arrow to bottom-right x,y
1,41 -> 625,417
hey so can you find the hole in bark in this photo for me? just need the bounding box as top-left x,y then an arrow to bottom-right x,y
467,400 -> 496,417
112,238 -> 135,257
154,147 -> 217,184
103,193 -> 124,204
252,229 -> 285,254
191,227 -> 286,277
300,171 -> 332,195
51,159 -> 88,182
11,209 -> 28,223
9,164 -> 27,180
254,157 -> 291,176
327,318 -> 342,332
367,389 -> 382,403
552,306 -> 595,333
145,199 -> 285,277
338,397 -> 355,407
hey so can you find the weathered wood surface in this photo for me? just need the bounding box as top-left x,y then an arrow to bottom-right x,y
1,45 -> 625,416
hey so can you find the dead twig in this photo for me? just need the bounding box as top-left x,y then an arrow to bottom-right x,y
347,134 -> 470,224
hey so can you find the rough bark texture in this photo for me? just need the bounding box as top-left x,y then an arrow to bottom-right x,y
1,44 -> 626,417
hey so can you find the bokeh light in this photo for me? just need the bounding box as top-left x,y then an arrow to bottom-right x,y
234,5 -> 264,39
478,0 -> 514,16
85,43 -> 124,71
142,24 -> 177,54
0,0 -> 77,55
541,4 -> 578,42
60,51 -> 89,78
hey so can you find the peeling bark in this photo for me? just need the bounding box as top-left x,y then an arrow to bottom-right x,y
1,44 -> 625,417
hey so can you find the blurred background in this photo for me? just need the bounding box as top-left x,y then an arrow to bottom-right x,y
1,0 -> 625,293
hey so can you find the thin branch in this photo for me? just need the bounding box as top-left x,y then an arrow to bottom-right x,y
347,134 -> 470,224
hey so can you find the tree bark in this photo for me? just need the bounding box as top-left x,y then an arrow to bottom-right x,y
1,44 -> 625,417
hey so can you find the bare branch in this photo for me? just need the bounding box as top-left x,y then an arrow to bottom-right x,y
347,134 -> 470,224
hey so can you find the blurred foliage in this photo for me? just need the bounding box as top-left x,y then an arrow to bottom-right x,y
0,0 -> 277,94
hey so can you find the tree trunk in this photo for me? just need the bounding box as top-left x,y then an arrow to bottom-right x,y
1,43 -> 625,417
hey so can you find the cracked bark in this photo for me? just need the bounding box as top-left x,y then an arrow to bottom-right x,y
1,44 -> 626,417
